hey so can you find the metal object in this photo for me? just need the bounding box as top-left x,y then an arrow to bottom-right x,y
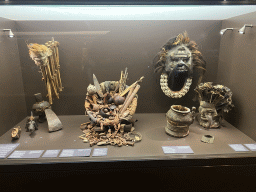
93,74 -> 104,98
238,24 -> 253,34
165,105 -> 195,138
45,109 -> 63,132
3,29 -> 14,38
201,135 -> 214,143
220,28 -> 233,35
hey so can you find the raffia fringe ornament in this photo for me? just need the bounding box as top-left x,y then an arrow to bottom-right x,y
28,38 -> 63,105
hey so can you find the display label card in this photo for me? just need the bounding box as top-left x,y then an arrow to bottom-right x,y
162,146 -> 194,154
244,144 -> 256,151
229,144 -> 249,152
92,148 -> 108,156
59,149 -> 91,157
0,143 -> 20,159
42,150 -> 61,158
8,150 -> 44,159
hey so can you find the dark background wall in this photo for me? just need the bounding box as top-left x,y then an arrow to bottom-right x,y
1,14 -> 256,141
15,20 -> 221,116
217,12 -> 256,141
0,17 -> 27,136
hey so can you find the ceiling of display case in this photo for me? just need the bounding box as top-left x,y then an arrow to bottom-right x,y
0,5 -> 255,20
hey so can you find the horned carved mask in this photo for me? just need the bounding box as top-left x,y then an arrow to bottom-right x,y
154,32 -> 206,98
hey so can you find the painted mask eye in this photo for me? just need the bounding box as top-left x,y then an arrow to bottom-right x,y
183,58 -> 189,62
171,57 -> 179,62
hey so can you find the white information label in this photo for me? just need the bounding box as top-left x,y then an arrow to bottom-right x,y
0,143 -> 20,159
8,150 -> 44,159
244,144 -> 256,151
92,148 -> 108,156
162,146 -> 194,154
42,150 -> 61,158
59,149 -> 91,157
229,144 -> 249,152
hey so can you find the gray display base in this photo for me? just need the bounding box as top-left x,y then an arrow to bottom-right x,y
0,114 -> 255,164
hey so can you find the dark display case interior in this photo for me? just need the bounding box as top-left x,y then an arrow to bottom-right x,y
1,4 -> 256,191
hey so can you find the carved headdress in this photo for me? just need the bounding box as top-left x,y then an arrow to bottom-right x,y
194,82 -> 234,128
194,82 -> 234,113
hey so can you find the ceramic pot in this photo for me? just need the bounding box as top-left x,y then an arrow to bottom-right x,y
165,105 -> 194,138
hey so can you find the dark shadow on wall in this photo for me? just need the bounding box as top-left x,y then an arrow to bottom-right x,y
0,17 -> 27,136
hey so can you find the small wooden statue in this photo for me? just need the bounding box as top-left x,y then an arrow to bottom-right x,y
25,112 -> 38,134
11,126 -> 21,140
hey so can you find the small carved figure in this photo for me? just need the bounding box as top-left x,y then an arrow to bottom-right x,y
194,82 -> 234,128
11,126 -> 21,140
25,112 -> 38,134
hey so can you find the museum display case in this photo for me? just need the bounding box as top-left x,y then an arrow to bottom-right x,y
1,2 -> 256,191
